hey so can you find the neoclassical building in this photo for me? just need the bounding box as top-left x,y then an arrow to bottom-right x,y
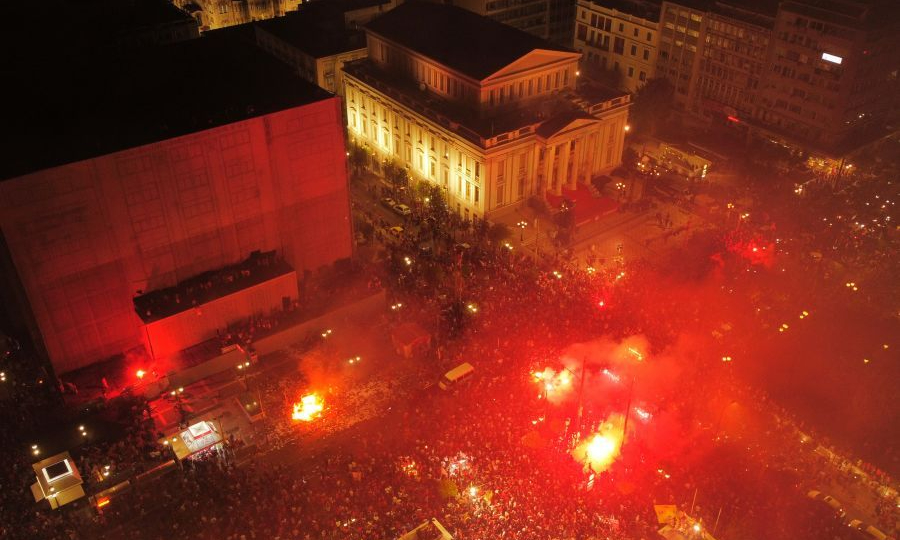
343,2 -> 630,222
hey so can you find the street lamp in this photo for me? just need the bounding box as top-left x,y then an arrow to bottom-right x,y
517,220 -> 528,242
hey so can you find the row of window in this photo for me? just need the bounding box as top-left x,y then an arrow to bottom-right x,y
578,9 -> 654,43
488,67 -> 572,106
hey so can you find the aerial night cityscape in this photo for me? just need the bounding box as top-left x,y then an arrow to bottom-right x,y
1,0 -> 898,539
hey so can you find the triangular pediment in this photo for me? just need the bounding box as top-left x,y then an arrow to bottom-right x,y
537,114 -> 598,139
482,49 -> 581,82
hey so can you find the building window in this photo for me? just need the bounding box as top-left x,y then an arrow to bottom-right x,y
628,66 -> 634,77
647,31 -> 653,41
639,71 -> 646,81
465,182 -> 471,200
496,184 -> 504,205
613,37 -> 624,54
633,27 -> 639,37
631,45 -> 637,56
619,22 -> 624,32
643,49 -> 650,60
218,4 -> 228,14
474,186 -> 479,203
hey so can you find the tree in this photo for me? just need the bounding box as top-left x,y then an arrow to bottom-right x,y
348,144 -> 368,175
629,78 -> 674,137
383,160 -> 409,194
486,222 -> 511,244
553,200 -> 576,247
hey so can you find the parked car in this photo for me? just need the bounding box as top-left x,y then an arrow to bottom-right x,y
846,520 -> 892,540
392,203 -> 412,216
807,490 -> 846,518
387,226 -> 404,238
380,197 -> 396,209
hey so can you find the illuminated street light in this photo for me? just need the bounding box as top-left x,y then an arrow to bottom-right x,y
516,220 -> 528,242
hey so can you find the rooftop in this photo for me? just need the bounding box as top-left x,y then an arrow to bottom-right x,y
343,59 -> 628,147
779,0 -> 900,30
134,251 -> 294,323
255,9 -> 366,58
586,0 -> 662,22
365,1 -> 573,81
1,34 -> 332,181
712,0 -> 777,27
303,0 -> 393,13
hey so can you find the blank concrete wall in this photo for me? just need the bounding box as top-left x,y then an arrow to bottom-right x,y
0,97 -> 351,373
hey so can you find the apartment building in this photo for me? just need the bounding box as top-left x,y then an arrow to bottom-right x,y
696,2 -> 774,122
574,0 -> 661,92
755,0 -> 900,153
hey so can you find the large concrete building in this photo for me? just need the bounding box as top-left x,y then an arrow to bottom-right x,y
696,1 -> 774,122
574,0 -> 661,92
656,0 -> 707,108
342,2 -> 630,222
453,0 -> 553,42
0,36 -> 352,374
253,0 -> 395,95
452,0 -> 575,46
754,0 -> 900,154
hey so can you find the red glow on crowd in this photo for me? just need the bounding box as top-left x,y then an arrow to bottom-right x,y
532,367 -> 573,398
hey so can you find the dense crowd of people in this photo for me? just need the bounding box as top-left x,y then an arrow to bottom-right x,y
3,153 -> 897,540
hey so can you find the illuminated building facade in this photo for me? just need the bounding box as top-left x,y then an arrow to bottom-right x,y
343,2 -> 630,222
0,37 -> 352,374
574,0 -> 661,93
173,0 -> 300,31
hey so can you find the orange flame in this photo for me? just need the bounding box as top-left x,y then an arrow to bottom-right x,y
574,415 -> 625,473
292,393 -> 324,422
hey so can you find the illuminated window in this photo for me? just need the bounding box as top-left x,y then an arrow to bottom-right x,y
821,52 -> 842,64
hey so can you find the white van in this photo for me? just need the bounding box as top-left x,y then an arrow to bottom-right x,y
438,362 -> 474,390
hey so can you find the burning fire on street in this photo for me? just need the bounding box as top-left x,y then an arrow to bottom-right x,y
573,414 -> 626,473
292,393 -> 324,422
